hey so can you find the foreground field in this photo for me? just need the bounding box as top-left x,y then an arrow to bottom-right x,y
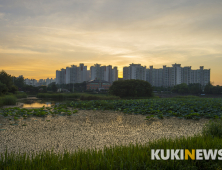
0,110 -> 209,155
1,98 -> 222,169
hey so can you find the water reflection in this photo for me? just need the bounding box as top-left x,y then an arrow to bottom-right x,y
22,102 -> 52,108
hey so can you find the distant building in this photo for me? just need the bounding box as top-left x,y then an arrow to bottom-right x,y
123,63 -> 146,81
56,68 -> 66,84
145,63 -> 210,87
90,64 -> 118,83
86,79 -> 111,90
63,63 -> 88,84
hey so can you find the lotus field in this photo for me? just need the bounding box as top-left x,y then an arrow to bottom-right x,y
0,98 -> 222,120
69,98 -> 222,120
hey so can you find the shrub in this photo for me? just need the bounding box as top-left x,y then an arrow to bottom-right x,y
109,79 -> 153,98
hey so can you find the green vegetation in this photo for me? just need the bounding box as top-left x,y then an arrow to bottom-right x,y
109,79 -> 153,98
1,120 -> 222,169
0,104 -> 78,117
15,92 -> 28,99
202,119 -> 222,138
37,93 -> 120,100
1,99 -> 222,169
153,82 -> 222,95
68,98 -> 222,120
0,71 -> 18,95
0,95 -> 17,107
1,98 -> 222,119
56,82 -> 87,92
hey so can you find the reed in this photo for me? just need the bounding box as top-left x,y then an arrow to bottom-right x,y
0,95 -> 16,106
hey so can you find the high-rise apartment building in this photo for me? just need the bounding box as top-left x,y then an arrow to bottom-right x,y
90,64 -> 118,83
62,63 -> 88,84
123,63 -> 146,81
56,68 -> 66,84
145,63 -> 210,87
112,66 -> 118,83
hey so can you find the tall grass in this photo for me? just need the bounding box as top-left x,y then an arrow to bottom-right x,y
0,95 -> 16,107
15,92 -> 28,99
1,120 -> 222,169
202,119 -> 222,138
37,93 -> 120,100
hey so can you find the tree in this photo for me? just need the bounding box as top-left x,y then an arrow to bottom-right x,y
109,79 -> 153,98
188,83 -> 202,94
9,85 -> 18,94
0,70 -> 13,89
13,76 -> 25,90
204,82 -> 213,94
172,83 -> 189,94
51,83 -> 58,92
0,81 -> 8,95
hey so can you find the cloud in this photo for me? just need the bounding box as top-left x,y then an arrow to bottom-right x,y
0,0 -> 222,84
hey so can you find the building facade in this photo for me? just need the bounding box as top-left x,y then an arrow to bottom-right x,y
123,63 -> 146,81
57,63 -> 88,85
145,63 -> 210,87
86,80 -> 111,90
90,64 -> 118,83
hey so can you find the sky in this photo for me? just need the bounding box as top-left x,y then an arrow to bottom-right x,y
0,0 -> 222,85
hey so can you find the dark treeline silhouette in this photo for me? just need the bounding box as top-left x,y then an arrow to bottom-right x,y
109,79 -> 153,98
153,82 -> 222,95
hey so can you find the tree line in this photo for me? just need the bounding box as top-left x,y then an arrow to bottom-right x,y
0,70 -> 58,95
153,82 -> 222,95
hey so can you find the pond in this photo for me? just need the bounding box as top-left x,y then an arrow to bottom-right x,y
22,102 -> 53,108
18,98 -> 75,108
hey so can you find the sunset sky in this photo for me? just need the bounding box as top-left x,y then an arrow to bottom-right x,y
0,0 -> 222,85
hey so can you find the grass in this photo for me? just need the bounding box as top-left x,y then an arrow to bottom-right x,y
1,120 -> 222,169
37,93 -> 120,100
15,92 -> 28,99
202,119 -> 222,138
0,92 -> 27,107
0,95 -> 17,107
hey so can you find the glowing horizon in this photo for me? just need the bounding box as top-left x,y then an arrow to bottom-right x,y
1,0 -> 222,85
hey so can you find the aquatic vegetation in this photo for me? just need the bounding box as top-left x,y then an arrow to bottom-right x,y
0,104 -> 78,117
1,98 -> 222,120
68,98 -> 222,120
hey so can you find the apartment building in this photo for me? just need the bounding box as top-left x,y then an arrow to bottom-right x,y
123,63 -> 146,81
90,64 -> 118,83
56,68 -> 66,84
59,63 -> 88,84
56,63 -> 118,85
24,78 -> 38,86
145,63 -> 210,87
